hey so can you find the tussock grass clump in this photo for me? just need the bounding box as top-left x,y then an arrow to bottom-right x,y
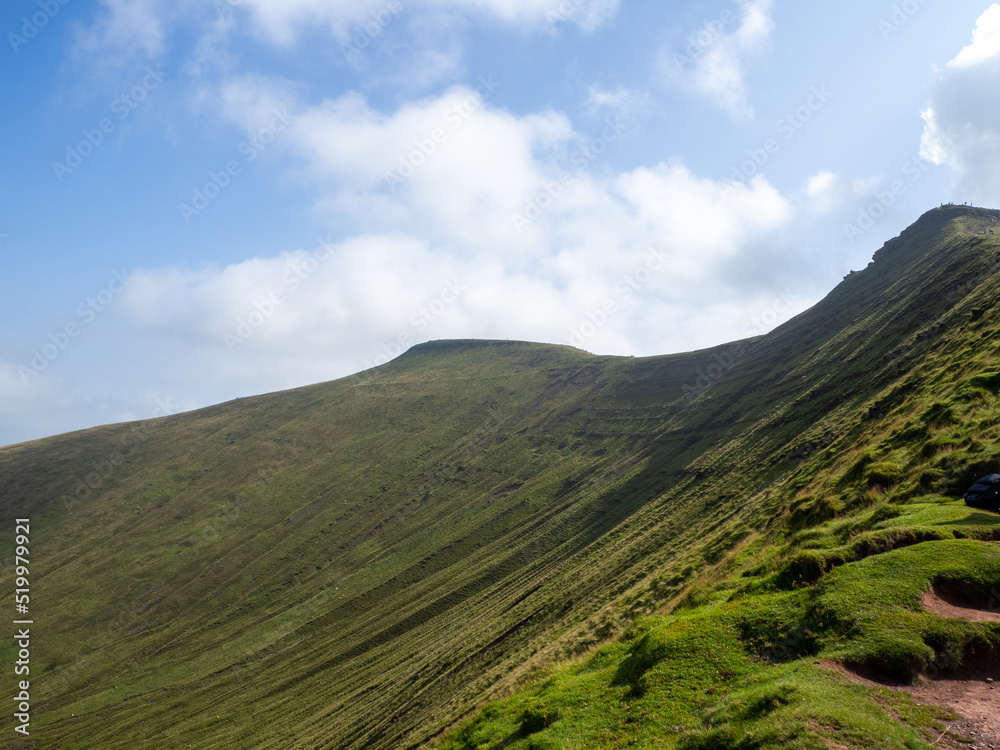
518,698 -> 559,734
866,461 -> 904,488
786,495 -> 837,529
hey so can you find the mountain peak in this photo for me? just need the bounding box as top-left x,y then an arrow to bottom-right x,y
873,203 -> 1000,264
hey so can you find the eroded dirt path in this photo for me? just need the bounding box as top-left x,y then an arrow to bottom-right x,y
921,583 -> 1000,624
819,654 -> 1000,749
909,680 -> 1000,749
914,584 -> 1000,747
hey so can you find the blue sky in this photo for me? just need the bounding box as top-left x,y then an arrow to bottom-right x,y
3,0 -> 1000,446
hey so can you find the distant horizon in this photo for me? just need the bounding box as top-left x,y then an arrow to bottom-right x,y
7,199 -> 994,449
4,201 -> 1000,449
4,1 -> 1000,446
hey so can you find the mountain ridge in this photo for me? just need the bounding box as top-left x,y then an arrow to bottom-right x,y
3,205 -> 1000,749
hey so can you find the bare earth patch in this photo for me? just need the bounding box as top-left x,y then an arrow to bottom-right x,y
819,657 -> 1000,749
921,583 -> 1000,624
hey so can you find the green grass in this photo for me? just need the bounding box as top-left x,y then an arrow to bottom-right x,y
2,205 -> 1000,749
441,503 -> 1000,749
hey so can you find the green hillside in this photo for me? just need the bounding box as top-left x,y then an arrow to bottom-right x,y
2,205 -> 1000,749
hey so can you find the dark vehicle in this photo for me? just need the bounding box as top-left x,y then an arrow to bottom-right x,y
963,474 -> 1000,510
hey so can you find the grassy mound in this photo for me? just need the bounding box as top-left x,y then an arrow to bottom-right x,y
441,502 -> 1000,749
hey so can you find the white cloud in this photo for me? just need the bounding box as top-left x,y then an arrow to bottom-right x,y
948,4 -> 1000,69
806,170 -> 836,199
919,5 -> 1000,205
804,170 -> 839,213
389,45 -> 466,89
74,0 -> 171,61
104,84 -> 810,406
218,74 -> 301,133
660,0 -> 774,119
217,77 -> 574,254
235,0 -> 397,46
213,79 -> 800,275
78,0 -> 619,59
185,10 -> 241,78
431,0 -> 620,33
583,84 -> 653,119
615,164 -> 792,271
918,108 -> 958,168
585,84 -> 632,111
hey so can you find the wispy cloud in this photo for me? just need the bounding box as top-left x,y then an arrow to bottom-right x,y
73,0 -> 172,61
659,0 -> 774,120
76,0 -> 621,61
583,84 -> 653,119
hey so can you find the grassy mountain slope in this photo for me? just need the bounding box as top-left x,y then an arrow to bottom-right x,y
2,205 -> 1000,749
439,205 -> 1000,748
